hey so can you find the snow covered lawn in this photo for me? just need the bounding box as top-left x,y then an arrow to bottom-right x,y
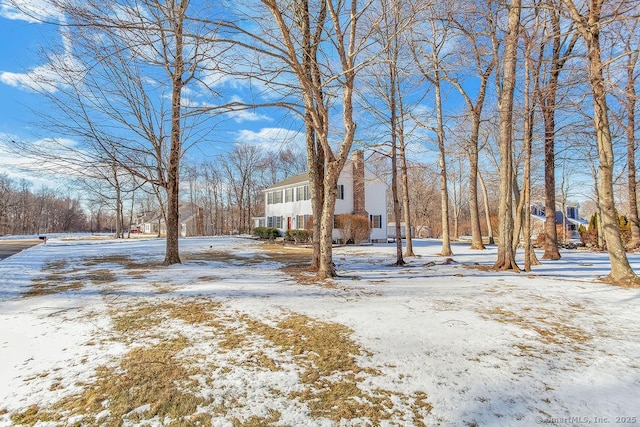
1,236 -> 639,426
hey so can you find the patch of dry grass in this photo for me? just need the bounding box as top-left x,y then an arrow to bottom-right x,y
486,307 -> 591,345
82,254 -> 154,270
165,299 -> 222,325
183,250 -> 263,265
231,409 -> 282,427
243,313 -> 429,424
23,257 -> 124,298
23,260 -> 85,297
10,404 -> 59,425
111,303 -> 166,335
11,337 -> 208,427
11,294 -> 431,426
23,281 -> 83,298
258,244 -> 325,285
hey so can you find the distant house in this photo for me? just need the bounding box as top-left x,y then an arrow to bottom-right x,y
253,150 -> 388,242
134,202 -> 205,237
530,202 -> 588,240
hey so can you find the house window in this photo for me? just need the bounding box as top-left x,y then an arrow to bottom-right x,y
285,187 -> 294,203
567,206 -> 577,219
297,215 -> 311,229
337,184 -> 344,200
267,216 -> 283,228
296,185 -> 310,201
370,215 -> 382,229
267,191 -> 283,204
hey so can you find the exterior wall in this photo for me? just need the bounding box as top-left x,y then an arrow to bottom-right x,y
530,203 -> 587,241
364,168 -> 387,242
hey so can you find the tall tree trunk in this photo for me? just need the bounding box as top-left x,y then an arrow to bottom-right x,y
115,178 -> 122,239
522,35 -> 541,270
391,145 -> 404,265
127,187 -> 135,238
541,104 -> 561,259
540,2 -> 576,260
164,1 -> 186,265
298,0 -> 325,271
626,50 -> 640,248
399,129 -> 414,257
318,167 -> 339,279
389,45 -> 405,266
398,85 -> 414,257
265,0 -> 360,278
512,175 -> 524,253
434,66 -> 453,256
562,0 -> 637,284
478,170 -> 494,244
308,128 -> 324,271
493,0 -> 521,271
468,114 -> 485,250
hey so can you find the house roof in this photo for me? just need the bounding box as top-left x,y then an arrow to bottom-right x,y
264,172 -> 309,191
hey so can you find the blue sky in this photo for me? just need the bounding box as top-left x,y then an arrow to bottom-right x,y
0,14 -> 49,136
0,1 -> 310,187
0,1 -> 488,193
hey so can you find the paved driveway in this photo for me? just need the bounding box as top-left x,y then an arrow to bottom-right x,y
0,239 -> 42,260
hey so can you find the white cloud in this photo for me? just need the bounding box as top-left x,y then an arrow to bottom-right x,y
0,134 -> 83,182
0,9 -> 80,94
0,50 -> 83,93
235,127 -> 304,151
1,64 -> 58,92
227,109 -> 271,124
0,0 -> 62,22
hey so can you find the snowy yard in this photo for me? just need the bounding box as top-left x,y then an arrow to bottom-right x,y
0,236 -> 639,426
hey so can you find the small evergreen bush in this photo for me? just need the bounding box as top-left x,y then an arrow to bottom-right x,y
253,227 -> 281,239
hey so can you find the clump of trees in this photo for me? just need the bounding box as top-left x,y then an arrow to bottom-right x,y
0,174 -> 87,235
580,213 -> 634,249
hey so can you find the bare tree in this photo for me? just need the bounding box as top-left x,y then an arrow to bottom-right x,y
521,10 -> 543,270
8,0 -> 237,264
444,0 -> 498,250
537,0 -> 578,260
234,0 -> 376,278
493,0 -> 522,271
623,34 -> 639,247
560,0 -> 638,285
607,18 -> 640,247
221,143 -> 264,233
410,2 -> 454,256
363,0 -> 417,265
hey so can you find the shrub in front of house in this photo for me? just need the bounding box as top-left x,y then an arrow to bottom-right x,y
253,227 -> 281,240
285,229 -> 311,243
335,214 -> 371,244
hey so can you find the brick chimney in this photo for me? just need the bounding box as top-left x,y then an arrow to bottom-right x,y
352,150 -> 368,217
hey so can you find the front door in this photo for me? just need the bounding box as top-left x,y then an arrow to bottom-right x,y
287,217 -> 292,230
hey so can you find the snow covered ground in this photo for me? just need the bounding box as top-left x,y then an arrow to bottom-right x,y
0,236 -> 639,426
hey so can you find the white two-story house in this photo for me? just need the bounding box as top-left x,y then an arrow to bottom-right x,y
254,150 -> 388,242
